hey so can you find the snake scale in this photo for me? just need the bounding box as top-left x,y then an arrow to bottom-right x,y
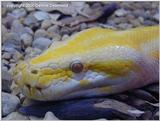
13,26 -> 159,101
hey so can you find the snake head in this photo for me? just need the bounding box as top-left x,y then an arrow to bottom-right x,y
12,26 -> 159,101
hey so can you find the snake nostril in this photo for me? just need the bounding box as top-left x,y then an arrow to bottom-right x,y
35,86 -> 42,91
31,70 -> 38,74
26,84 -> 31,89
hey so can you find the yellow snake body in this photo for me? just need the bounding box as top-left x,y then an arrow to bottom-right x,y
13,26 -> 159,101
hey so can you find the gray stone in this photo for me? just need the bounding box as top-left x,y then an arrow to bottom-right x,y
47,25 -> 60,34
2,92 -> 20,116
41,20 -> 52,29
23,13 -> 38,26
33,37 -> 52,50
118,23 -> 133,29
115,9 -> 128,17
153,13 -> 159,22
11,8 -> 27,19
3,32 -> 21,46
43,111 -> 59,120
20,33 -> 33,47
3,112 -> 29,120
24,27 -> 34,35
11,20 -> 26,35
34,11 -> 50,21
2,69 -> 12,92
2,59 -> 9,65
34,29 -> 48,39
143,20 -> 157,26
2,52 -> 12,60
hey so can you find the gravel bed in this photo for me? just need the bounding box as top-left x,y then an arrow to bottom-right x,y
1,1 -> 159,120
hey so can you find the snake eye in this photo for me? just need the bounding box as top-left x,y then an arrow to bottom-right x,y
70,61 -> 84,73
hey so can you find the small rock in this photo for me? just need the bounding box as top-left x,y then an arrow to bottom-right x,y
2,25 -> 8,38
24,27 -> 34,35
143,20 -> 157,26
25,47 -> 42,59
118,23 -> 133,29
2,14 -> 16,29
34,11 -> 50,21
12,51 -> 23,61
130,19 -> 141,27
2,92 -> 20,116
23,13 -> 38,26
9,59 -> 16,63
20,33 -> 33,47
115,9 -> 128,17
80,23 -> 88,30
2,52 -> 12,60
29,116 -> 43,120
41,20 -> 52,29
49,13 -> 61,21
43,111 -> 59,120
49,32 -> 61,41
62,34 -> 69,41
2,59 -> 9,65
11,8 -> 27,19
47,25 -> 60,34
11,20 -> 26,36
153,13 -> 159,22
3,112 -> 29,120
34,29 -> 48,39
3,32 -> 21,46
33,37 -> 52,50
2,69 -> 12,92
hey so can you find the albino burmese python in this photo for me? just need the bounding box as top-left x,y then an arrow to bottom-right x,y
12,26 -> 159,101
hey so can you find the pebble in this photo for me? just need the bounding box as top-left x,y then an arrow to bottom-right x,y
115,8 -> 128,17
34,29 -> 48,39
12,51 -> 23,61
143,20 -> 157,26
41,19 -> 52,29
43,111 -> 59,120
20,33 -> 33,47
3,32 -> 21,46
2,52 -> 12,60
153,13 -> 159,22
2,59 -> 9,66
11,8 -> 27,19
118,23 -> 133,29
2,92 -> 20,116
3,112 -> 29,120
23,13 -> 38,26
24,27 -> 34,35
33,37 -> 52,50
34,11 -> 50,21
3,14 -> 16,29
29,116 -> 43,120
2,69 -> 12,92
47,25 -> 60,34
62,34 -> 69,41
25,47 -> 42,59
11,20 -> 26,35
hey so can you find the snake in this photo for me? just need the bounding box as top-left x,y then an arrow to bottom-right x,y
12,26 -> 159,101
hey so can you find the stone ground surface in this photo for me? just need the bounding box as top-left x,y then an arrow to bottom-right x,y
1,1 -> 159,120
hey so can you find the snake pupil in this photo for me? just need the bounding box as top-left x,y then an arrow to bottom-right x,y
70,61 -> 83,73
